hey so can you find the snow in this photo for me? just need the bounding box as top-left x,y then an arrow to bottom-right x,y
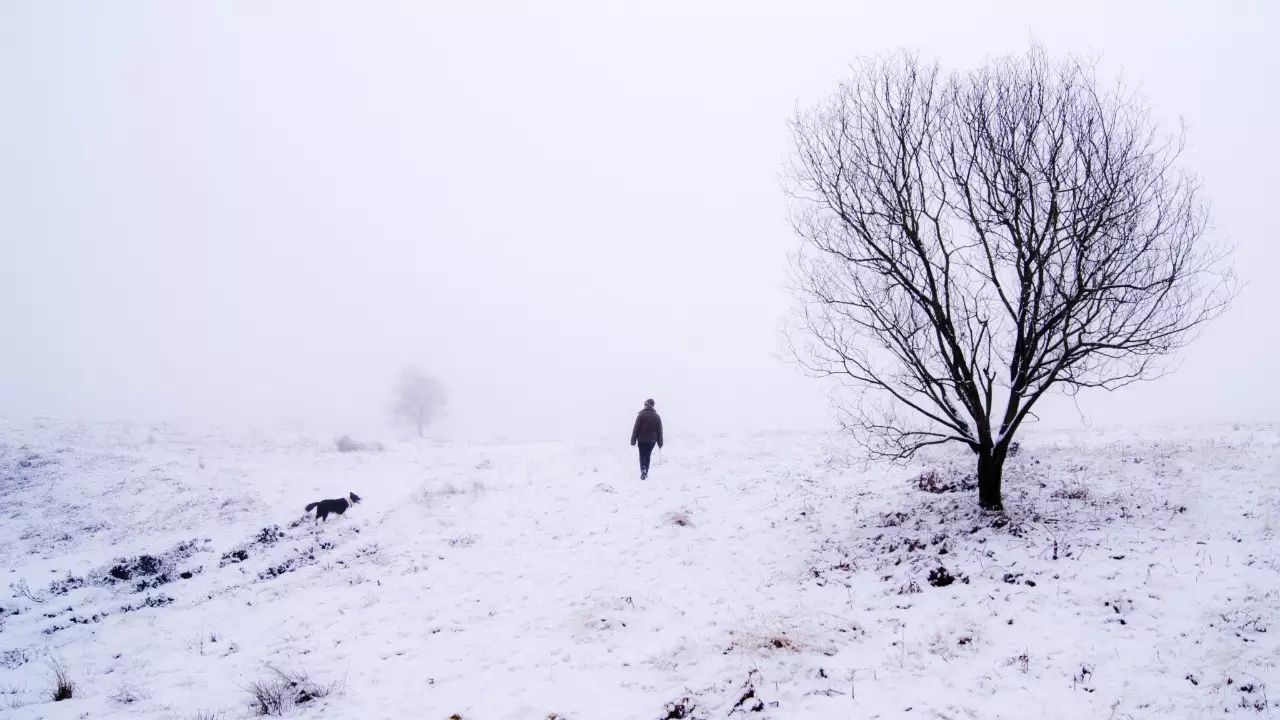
2,419 -> 1278,719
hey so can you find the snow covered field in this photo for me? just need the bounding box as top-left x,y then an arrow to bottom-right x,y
1,418 -> 1278,719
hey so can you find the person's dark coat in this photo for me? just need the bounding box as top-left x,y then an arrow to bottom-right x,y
630,407 -> 663,447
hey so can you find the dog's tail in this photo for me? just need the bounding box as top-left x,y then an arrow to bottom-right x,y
305,502 -> 318,512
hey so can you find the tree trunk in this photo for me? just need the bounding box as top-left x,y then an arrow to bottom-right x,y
416,416 -> 423,438
977,444 -> 1007,511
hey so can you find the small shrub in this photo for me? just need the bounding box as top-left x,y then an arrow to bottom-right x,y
1051,483 -> 1090,501
927,566 -> 956,587
335,436 -> 384,452
120,594 -> 174,613
187,629 -> 222,656
1005,651 -> 1030,673
96,539 -> 207,593
246,678 -> 286,716
48,658 -> 75,701
729,669 -> 765,713
914,469 -> 976,494
255,526 -> 285,545
17,451 -> 57,469
881,510 -> 910,527
3,684 -> 24,711
665,696 -> 706,717
664,510 -> 693,527
46,573 -> 88,597
0,649 -> 29,670
897,579 -> 921,595
661,697 -> 700,719
10,580 -> 46,604
723,628 -> 804,655
220,549 -> 250,566
245,666 -> 336,716
109,681 -> 149,705
257,541 -> 332,580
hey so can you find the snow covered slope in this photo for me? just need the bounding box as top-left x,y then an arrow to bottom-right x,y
1,419 -> 1278,719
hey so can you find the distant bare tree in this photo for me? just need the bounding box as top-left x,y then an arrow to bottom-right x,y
392,367 -> 446,438
786,47 -> 1234,510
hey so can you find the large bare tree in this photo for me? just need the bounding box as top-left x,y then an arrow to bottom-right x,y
392,367 -> 446,438
785,48 -> 1234,510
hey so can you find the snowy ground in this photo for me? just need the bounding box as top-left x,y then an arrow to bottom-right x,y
1,418 -> 1278,719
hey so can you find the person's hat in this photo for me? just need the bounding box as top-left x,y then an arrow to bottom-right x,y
644,398 -> 655,408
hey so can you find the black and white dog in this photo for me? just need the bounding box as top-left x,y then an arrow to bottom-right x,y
304,492 -> 362,521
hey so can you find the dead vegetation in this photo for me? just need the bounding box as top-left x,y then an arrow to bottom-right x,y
48,657 -> 75,701
334,435 -> 384,452
108,681 -> 149,705
913,468 -> 976,494
1050,483 -> 1090,501
664,509 -> 693,527
244,666 -> 338,716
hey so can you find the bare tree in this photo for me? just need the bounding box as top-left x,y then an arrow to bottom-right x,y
785,47 -> 1234,510
392,367 -> 446,438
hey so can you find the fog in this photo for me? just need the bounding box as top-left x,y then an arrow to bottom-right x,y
2,1 -> 1276,442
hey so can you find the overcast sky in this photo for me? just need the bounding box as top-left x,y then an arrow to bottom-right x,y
1,1 -> 1276,441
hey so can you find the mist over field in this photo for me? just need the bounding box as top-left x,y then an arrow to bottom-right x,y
2,1 -> 1276,441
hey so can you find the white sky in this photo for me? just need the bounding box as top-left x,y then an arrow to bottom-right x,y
1,1 -> 1276,441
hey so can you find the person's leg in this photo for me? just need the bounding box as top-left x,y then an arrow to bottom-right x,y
638,442 -> 654,477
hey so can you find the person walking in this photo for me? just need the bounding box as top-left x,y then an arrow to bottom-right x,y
629,398 -> 664,480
